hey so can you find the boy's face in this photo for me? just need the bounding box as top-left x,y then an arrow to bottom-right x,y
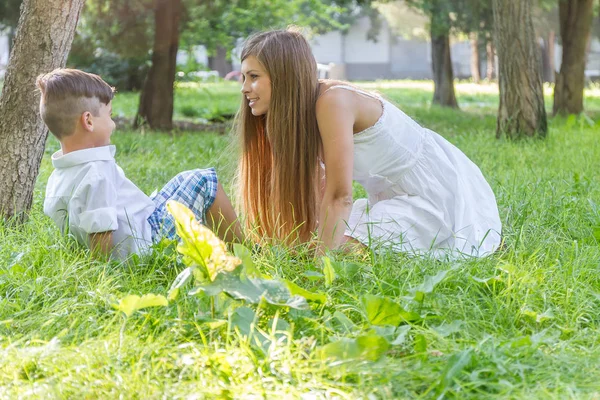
90,101 -> 115,146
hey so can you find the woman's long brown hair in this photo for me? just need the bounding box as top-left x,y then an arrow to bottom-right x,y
235,28 -> 321,243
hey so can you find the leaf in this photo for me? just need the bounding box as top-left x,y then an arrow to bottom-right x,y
191,266 -> 309,309
322,256 -> 336,287
167,267 -> 193,301
116,294 -> 168,317
333,311 -> 356,334
318,333 -> 389,362
303,271 -> 324,281
362,294 -> 420,326
471,275 -> 502,284
432,320 -> 464,337
391,325 -> 412,345
409,269 -> 452,302
284,279 -> 327,303
521,308 -> 554,323
231,306 -> 256,336
329,260 -> 361,280
167,200 -> 241,282
414,334 -> 427,356
436,349 -> 473,396
233,243 -> 259,278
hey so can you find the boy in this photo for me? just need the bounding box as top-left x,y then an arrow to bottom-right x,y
38,68 -> 243,259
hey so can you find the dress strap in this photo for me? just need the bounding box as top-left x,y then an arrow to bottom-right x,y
319,84 -> 381,101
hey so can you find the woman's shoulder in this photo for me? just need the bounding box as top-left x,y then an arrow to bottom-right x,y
316,80 -> 355,108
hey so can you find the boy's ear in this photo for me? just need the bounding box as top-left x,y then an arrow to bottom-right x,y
80,111 -> 94,132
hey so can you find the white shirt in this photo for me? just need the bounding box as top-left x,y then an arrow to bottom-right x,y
44,145 -> 156,259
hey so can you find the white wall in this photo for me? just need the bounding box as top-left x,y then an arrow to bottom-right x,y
310,16 -> 391,65
343,16 -> 390,64
0,34 -> 9,78
310,30 -> 344,64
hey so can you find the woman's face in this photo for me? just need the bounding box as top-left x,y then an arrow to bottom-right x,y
240,56 -> 272,116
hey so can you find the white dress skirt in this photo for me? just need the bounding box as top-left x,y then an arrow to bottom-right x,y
324,85 -> 502,258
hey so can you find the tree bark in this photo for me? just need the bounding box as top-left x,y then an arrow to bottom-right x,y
208,46 -> 233,77
486,39 -> 495,80
134,0 -> 181,131
492,0 -> 547,139
553,0 -> 594,116
470,32 -> 481,84
430,12 -> 459,108
0,0 -> 84,220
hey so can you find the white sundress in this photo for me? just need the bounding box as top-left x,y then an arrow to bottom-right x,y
323,85 -> 502,258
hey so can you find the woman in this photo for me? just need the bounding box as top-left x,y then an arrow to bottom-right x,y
234,27 -> 501,258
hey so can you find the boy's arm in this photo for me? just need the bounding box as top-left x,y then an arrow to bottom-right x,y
89,231 -> 114,258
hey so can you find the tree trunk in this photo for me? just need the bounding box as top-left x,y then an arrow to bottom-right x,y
470,32 -> 481,84
430,12 -> 459,108
553,0 -> 594,116
134,0 -> 181,131
0,0 -> 84,221
208,46 -> 233,77
486,38 -> 495,80
492,0 -> 547,139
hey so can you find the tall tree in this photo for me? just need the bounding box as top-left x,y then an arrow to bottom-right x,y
553,0 -> 595,116
402,0 -> 459,107
0,0 -> 85,220
430,0 -> 459,108
134,0 -> 182,131
492,0 -> 547,138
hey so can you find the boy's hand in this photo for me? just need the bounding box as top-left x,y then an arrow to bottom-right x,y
89,231 -> 113,258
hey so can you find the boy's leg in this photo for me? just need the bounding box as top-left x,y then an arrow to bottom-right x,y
206,183 -> 245,244
149,168 -> 244,244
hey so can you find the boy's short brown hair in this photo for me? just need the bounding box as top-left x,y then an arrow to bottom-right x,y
36,68 -> 115,138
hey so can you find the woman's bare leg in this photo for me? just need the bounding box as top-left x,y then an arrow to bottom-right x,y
206,183 -> 245,244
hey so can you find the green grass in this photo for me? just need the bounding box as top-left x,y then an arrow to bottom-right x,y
2,81 -> 600,398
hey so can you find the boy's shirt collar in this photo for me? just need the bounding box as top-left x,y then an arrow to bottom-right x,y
51,145 -> 116,169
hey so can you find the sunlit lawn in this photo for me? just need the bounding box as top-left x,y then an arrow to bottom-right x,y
1,80 -> 600,398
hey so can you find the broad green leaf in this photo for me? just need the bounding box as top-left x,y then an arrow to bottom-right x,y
371,325 -> 411,345
333,311 -> 356,333
191,266 -> 309,309
436,349 -> 473,396
356,334 -> 390,361
233,243 -> 259,278
231,306 -> 256,336
432,320 -> 464,337
509,336 -> 532,348
362,294 -> 420,326
318,333 -> 389,362
415,334 -> 427,356
167,267 -> 193,301
391,325 -> 412,345
409,269 -> 452,302
332,261 -> 361,280
167,200 -> 241,281
322,256 -> 336,287
116,294 -> 168,317
521,308 -> 554,323
284,279 -> 327,303
303,271 -> 324,281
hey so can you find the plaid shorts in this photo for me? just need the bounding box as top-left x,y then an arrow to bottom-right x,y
147,168 -> 218,241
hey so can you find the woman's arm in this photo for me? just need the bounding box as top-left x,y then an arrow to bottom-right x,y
315,90 -> 356,254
